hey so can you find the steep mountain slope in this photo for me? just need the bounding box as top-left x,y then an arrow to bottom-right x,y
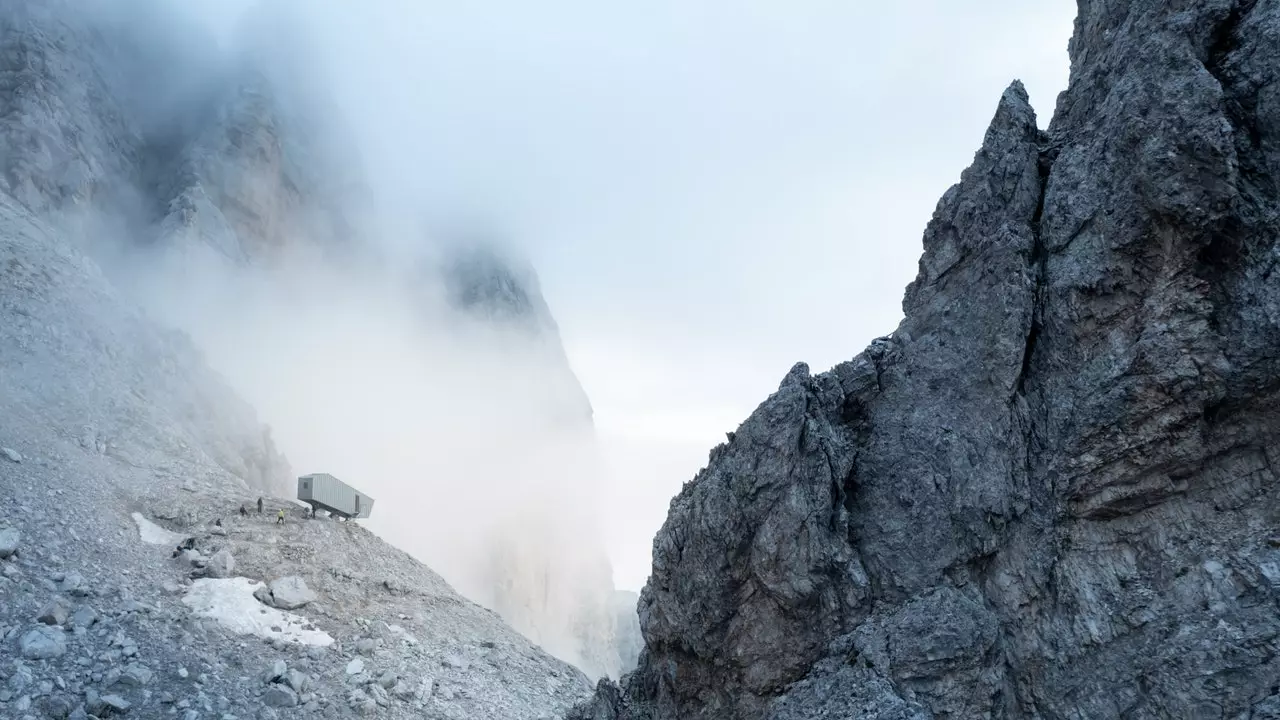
573,1 -> 1280,718
1,0 -> 629,690
0,194 -> 593,718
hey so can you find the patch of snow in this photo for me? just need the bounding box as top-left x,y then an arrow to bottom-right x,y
131,512 -> 187,546
181,578 -> 333,647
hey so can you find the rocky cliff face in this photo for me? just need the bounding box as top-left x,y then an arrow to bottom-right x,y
0,0 -> 360,262
574,1 -> 1280,718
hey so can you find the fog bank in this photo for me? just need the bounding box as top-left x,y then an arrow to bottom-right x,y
52,0 -> 632,679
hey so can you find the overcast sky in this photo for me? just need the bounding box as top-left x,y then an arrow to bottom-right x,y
194,0 -> 1078,590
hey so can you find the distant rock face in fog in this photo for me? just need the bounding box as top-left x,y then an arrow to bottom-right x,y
1,0 -> 629,685
0,0 -> 361,261
438,242 -> 596,424
436,242 -> 631,681
443,243 -> 548,331
573,0 -> 1280,718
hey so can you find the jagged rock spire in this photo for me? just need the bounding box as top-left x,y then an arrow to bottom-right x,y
572,1 -> 1280,718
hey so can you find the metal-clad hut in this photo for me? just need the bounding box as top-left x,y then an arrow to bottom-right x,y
297,473 -> 375,519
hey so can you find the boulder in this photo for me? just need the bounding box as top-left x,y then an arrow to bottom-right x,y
262,659 -> 288,684
99,695 -> 131,713
269,576 -> 317,609
36,598 -> 71,625
119,663 -> 154,687
19,626 -> 67,659
286,670 -> 309,694
69,606 -> 97,630
263,685 -> 298,708
0,528 -> 19,559
58,573 -> 89,597
204,550 -> 234,578
254,576 -> 317,610
1,448 -> 22,463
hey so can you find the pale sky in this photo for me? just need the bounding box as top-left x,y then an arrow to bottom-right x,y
190,0 -> 1079,590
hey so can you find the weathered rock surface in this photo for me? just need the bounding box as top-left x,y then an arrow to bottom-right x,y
36,598 -> 71,626
572,1 -> 1280,718
263,684 -> 299,708
254,575 -> 318,610
0,527 -> 19,558
19,626 -> 68,659
204,549 -> 235,579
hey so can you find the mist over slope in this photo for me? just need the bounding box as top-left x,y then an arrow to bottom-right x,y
0,188 -> 593,718
1,0 -> 632,682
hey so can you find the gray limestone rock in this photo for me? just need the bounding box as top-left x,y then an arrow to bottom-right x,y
264,576 -> 317,610
58,573 -> 88,597
19,626 -> 68,659
99,694 -> 131,713
0,527 -> 20,559
572,1 -> 1280,718
348,688 -> 377,715
68,606 -> 97,630
1,447 -> 22,463
263,685 -> 299,708
285,669 -> 309,694
36,598 -> 71,626
204,550 -> 234,579
262,659 -> 287,685
391,679 -> 415,700
119,663 -> 154,687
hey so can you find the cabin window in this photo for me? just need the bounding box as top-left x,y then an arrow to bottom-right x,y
303,480 -> 310,489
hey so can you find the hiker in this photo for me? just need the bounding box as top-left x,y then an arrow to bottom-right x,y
239,504 -> 248,517
257,497 -> 264,514
276,508 -> 285,525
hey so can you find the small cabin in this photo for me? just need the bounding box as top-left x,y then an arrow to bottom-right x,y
297,473 -> 375,519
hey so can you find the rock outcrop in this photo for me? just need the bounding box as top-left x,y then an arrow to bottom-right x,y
573,1 -> 1280,718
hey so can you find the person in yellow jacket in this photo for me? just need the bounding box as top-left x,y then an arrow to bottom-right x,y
276,508 -> 285,525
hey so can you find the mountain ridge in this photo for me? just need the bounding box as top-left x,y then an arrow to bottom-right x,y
572,0 -> 1280,717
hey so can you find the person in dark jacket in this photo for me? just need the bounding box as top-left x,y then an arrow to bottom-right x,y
257,497 -> 264,514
